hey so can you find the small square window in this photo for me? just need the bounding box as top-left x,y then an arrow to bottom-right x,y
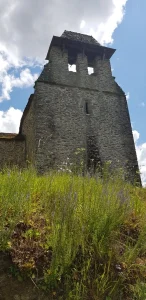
68,64 -> 77,72
88,67 -> 94,75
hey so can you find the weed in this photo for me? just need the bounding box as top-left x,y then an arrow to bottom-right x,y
0,168 -> 146,299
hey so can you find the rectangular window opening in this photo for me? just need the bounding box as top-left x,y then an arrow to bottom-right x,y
85,102 -> 89,115
68,64 -> 77,72
88,67 -> 94,75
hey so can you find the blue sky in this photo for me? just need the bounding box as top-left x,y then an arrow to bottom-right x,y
0,0 -> 145,184
111,0 -> 146,144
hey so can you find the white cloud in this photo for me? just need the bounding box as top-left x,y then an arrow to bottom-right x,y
85,0 -> 128,44
133,130 -> 140,143
0,0 -> 128,59
0,49 -> 40,102
126,92 -> 130,101
80,20 -> 86,29
0,68 -> 38,102
133,130 -> 146,186
0,0 -> 128,102
0,107 -> 22,133
1,0 -> 145,187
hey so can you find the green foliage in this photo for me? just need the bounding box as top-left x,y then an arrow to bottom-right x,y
0,167 -> 146,299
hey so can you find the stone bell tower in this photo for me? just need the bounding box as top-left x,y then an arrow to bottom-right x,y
21,30 -> 140,183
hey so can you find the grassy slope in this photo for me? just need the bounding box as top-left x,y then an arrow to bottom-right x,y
0,169 -> 146,299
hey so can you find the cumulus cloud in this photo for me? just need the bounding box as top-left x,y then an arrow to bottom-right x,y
0,107 -> 22,133
0,2 -> 130,132
0,68 -> 38,102
0,49 -> 40,102
0,0 -> 145,186
133,130 -> 146,186
0,0 -> 128,102
0,0 -> 128,59
84,0 -> 128,44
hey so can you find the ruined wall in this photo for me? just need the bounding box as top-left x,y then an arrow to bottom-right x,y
34,45 -> 139,181
0,137 -> 26,169
20,95 -> 35,166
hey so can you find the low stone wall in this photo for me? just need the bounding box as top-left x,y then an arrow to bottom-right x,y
20,94 -> 35,165
0,136 -> 26,169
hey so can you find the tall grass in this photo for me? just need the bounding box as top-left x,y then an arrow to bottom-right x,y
0,168 -> 146,299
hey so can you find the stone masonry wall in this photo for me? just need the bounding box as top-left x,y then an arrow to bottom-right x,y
20,95 -> 35,166
34,45 -> 139,181
34,82 -> 138,175
34,83 -> 87,172
39,47 -> 119,94
0,138 -> 25,169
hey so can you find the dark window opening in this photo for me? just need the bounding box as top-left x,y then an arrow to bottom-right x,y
85,102 -> 89,114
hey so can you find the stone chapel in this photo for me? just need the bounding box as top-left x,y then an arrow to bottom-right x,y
0,30 -> 141,183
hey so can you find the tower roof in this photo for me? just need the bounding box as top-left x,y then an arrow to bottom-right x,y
61,30 -> 101,46
46,30 -> 116,64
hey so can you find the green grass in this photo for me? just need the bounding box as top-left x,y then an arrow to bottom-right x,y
0,168 -> 146,299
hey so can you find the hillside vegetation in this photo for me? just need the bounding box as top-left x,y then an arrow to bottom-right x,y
0,168 -> 146,299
